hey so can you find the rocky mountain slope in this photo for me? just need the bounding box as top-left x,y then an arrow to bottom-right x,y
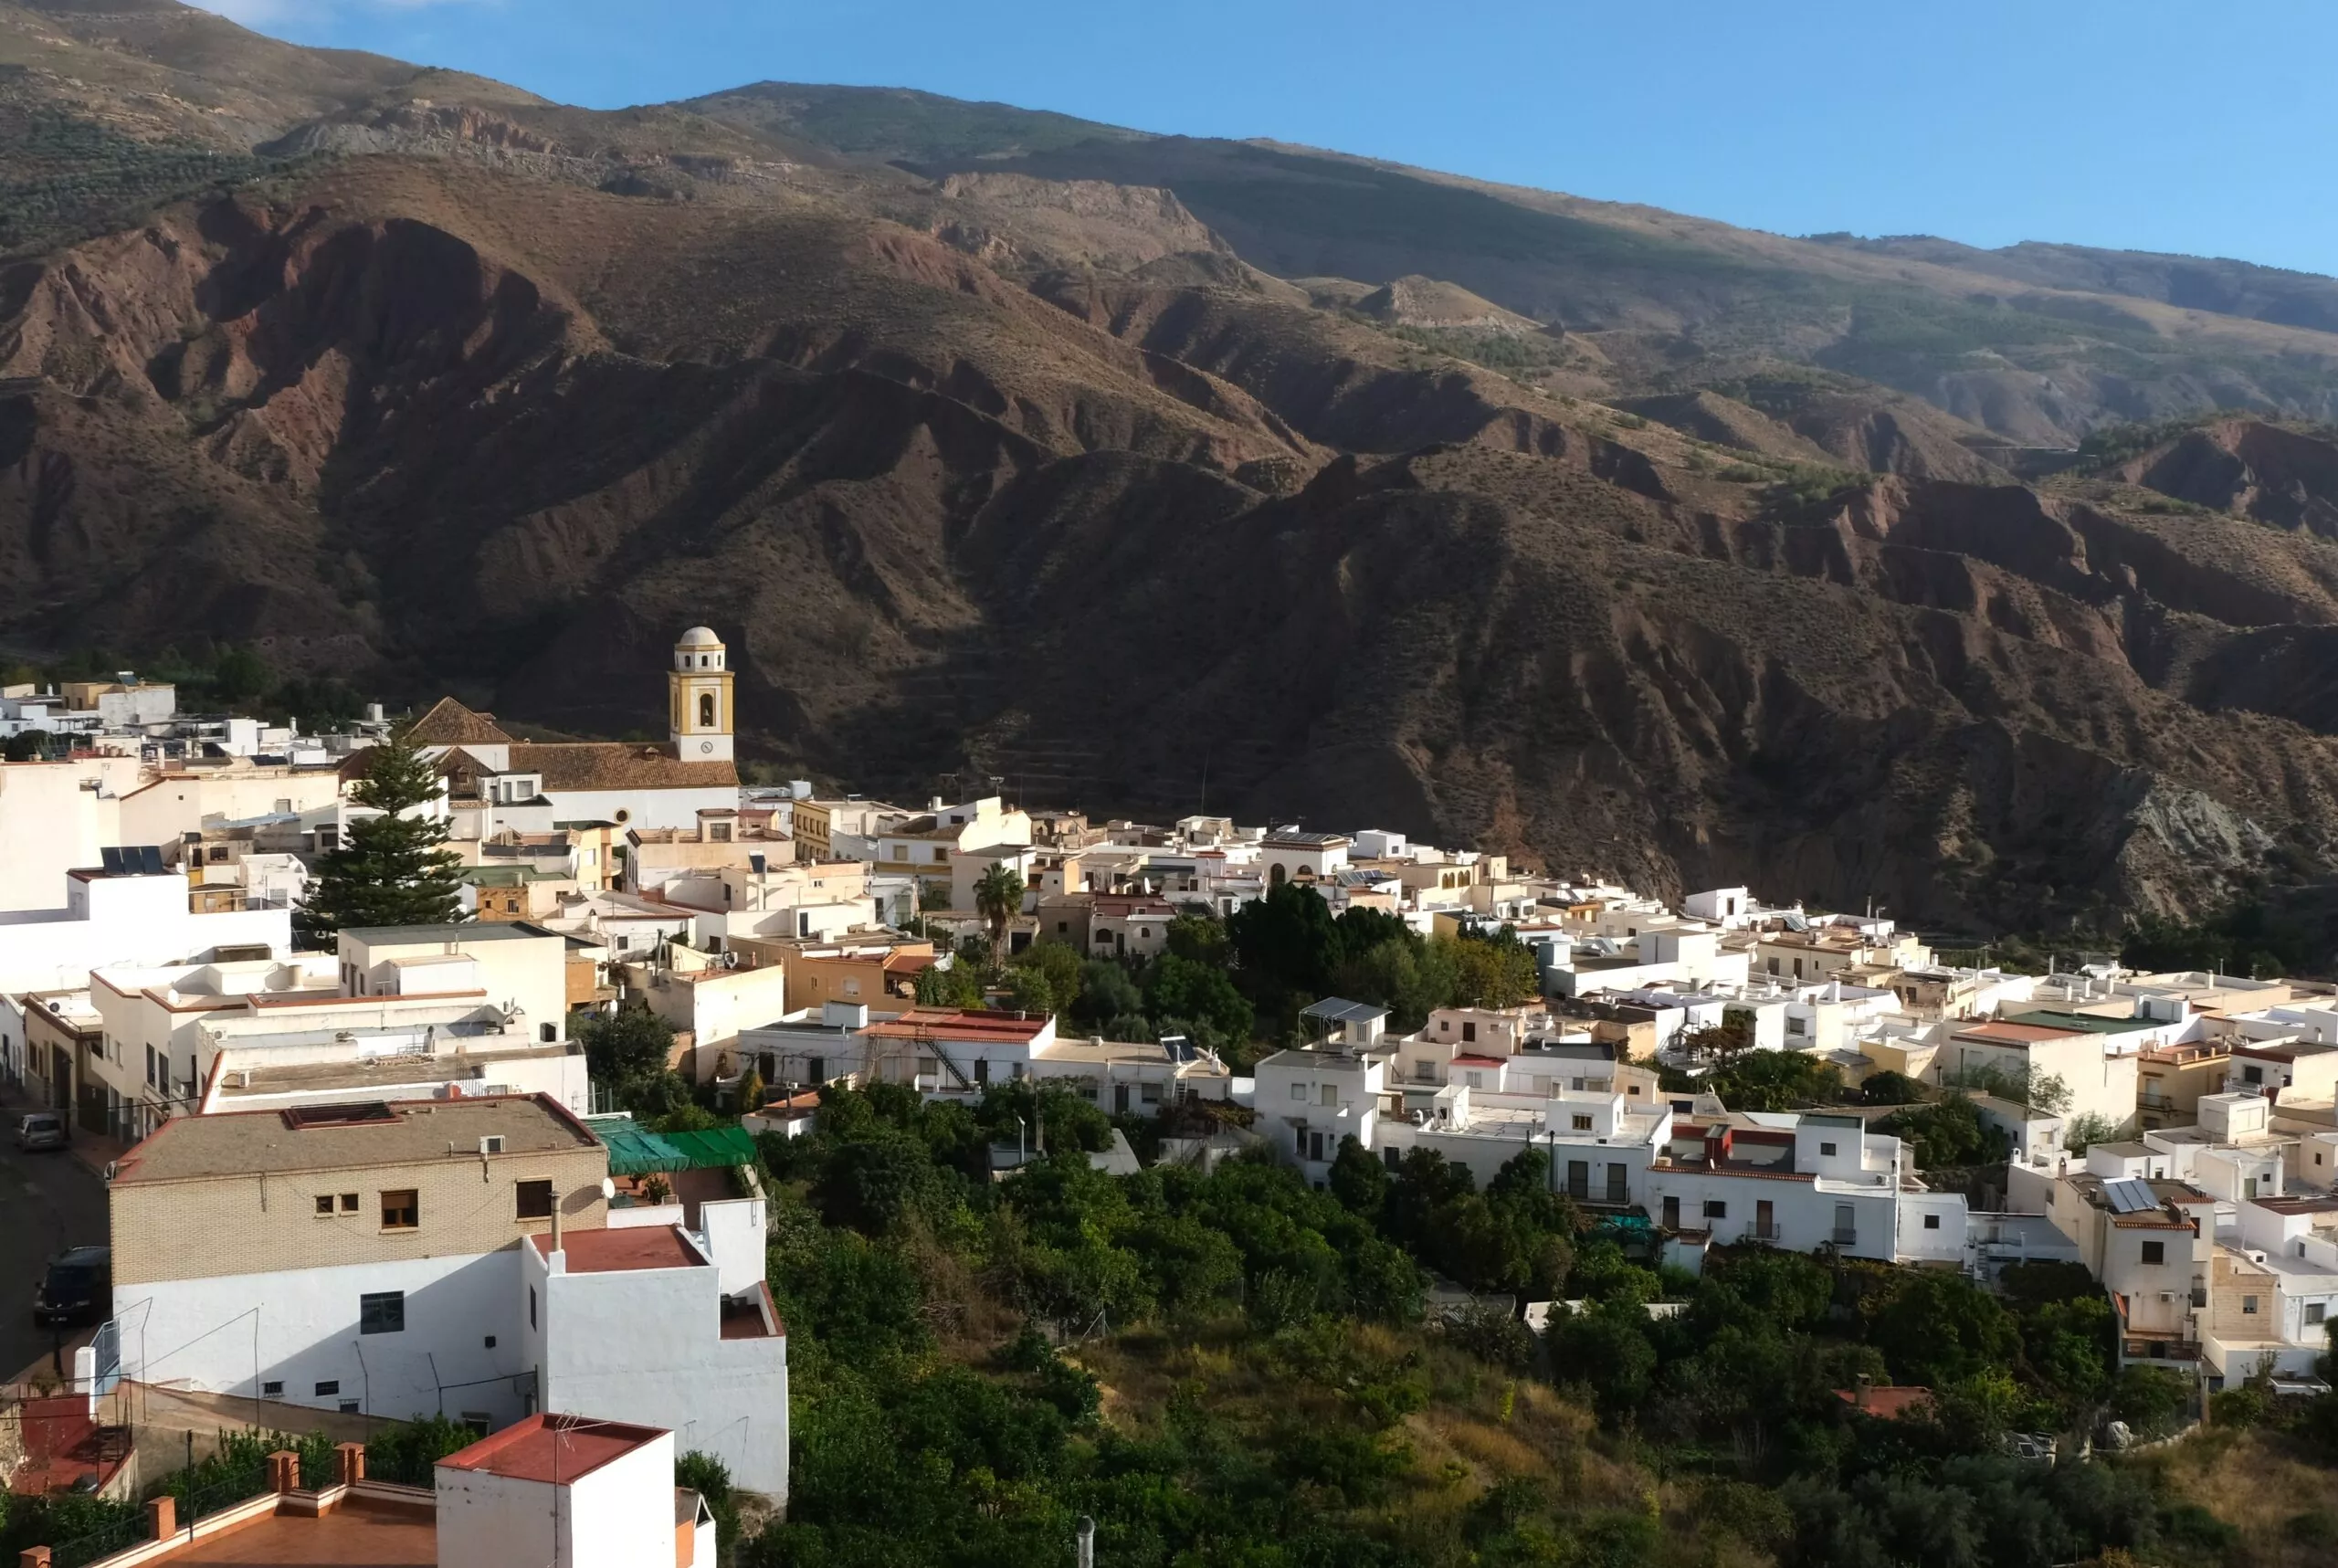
6,0 -> 2338,942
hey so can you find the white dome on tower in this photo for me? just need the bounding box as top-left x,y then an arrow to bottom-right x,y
674,625 -> 727,675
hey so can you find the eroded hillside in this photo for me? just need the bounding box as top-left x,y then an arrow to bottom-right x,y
6,0 -> 2338,936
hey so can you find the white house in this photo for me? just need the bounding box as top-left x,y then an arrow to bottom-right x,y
109,1093 -> 788,1500
0,862 -> 291,994
436,1414 -> 712,1568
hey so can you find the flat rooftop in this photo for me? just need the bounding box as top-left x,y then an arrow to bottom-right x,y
114,1495 -> 435,1565
437,1412 -> 669,1484
342,921 -> 557,944
112,1094 -> 597,1184
213,1045 -> 576,1100
532,1225 -> 703,1273
864,1007 -> 1048,1043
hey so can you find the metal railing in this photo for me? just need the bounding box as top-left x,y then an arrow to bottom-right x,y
1831,1228 -> 1858,1246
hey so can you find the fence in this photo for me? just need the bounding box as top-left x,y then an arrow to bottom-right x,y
0,1426 -> 303,1568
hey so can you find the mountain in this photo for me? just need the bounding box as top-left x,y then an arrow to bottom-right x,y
6,1 -> 2338,946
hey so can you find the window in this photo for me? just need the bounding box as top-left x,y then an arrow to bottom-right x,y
2244,1065 -> 2263,1085
2242,1295 -> 2259,1315
699,692 -> 717,727
1057,921 -> 1069,934
1290,1082 -> 1307,1101
208,845 -> 229,864
516,1180 -> 555,1220
1465,1071 -> 1484,1089
262,1380 -> 282,1397
2311,1303 -> 2327,1326
1462,1022 -> 1477,1044
539,1023 -> 556,1043
1819,1142 -> 1838,1156
360,1291 -> 405,1334
1703,1200 -> 1727,1219
339,1401 -> 361,1415
314,1381 -> 340,1397
2140,1241 -> 2164,1265
1571,1114 -> 1594,1131
1321,1083 -> 1338,1107
530,1287 -> 537,1330
381,1190 -> 419,1230
1786,1017 -> 1807,1037
340,1193 -> 359,1213
315,1194 -> 335,1215
1922,1214 -> 1941,1230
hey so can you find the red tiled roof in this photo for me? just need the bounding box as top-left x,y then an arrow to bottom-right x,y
403,697 -> 516,748
532,1225 -> 704,1273
1451,1054 -> 1506,1068
437,1413 -> 668,1484
508,742 -> 739,793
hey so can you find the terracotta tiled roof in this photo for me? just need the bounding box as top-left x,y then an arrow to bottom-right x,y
508,742 -> 740,792
403,697 -> 515,747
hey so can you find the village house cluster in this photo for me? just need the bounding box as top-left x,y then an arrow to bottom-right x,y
6,624 -> 2336,1557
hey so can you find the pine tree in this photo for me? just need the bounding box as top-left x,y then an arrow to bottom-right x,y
295,736 -> 463,946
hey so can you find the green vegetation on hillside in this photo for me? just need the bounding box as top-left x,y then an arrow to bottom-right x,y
0,109 -> 270,256
731,1076 -> 2295,1567
686,83 -> 1146,163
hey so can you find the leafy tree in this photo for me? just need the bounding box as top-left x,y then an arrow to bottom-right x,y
1162,912 -> 1229,967
294,736 -> 461,945
1702,1048 -> 1845,1110
1882,1094 -> 2009,1169
211,644 -> 269,704
1227,879 -> 1342,995
1010,940 -> 1084,1014
574,1006 -> 692,1116
914,956 -> 986,1009
1443,928 -> 1542,1007
1069,960 -> 1142,1027
973,863 -> 1026,952
1867,1271 -> 2019,1386
1,729 -> 51,762
1861,1069 -> 1928,1105
1006,966 -> 1056,1018
1328,1135 -> 1390,1218
1142,953 -> 1252,1043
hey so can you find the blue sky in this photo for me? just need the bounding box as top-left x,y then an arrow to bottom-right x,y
198,0 -> 2338,277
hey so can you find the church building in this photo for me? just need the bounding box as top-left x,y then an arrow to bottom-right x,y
368,627 -> 742,833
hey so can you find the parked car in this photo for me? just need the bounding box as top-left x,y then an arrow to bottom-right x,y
15,1112 -> 68,1152
34,1246 -> 111,1328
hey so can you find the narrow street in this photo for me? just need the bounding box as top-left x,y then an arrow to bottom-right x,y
0,1110 -> 111,1382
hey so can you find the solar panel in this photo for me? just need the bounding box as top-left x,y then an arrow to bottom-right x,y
99,847 -> 125,874
136,845 -> 164,874
2101,1177 -> 2156,1215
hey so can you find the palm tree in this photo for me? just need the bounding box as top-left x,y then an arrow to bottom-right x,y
974,862 -> 1027,955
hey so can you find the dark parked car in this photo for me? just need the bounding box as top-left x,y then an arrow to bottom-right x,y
15,1112 -> 68,1152
34,1246 -> 111,1328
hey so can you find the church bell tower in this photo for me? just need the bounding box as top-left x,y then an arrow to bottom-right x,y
669,626 -> 735,763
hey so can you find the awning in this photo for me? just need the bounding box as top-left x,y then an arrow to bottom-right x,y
584,1116 -> 759,1175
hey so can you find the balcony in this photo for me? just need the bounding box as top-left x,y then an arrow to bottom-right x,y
1830,1228 -> 1858,1247
1748,1225 -> 1782,1242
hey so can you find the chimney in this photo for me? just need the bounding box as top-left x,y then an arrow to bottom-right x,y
267,1450 -> 300,1492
